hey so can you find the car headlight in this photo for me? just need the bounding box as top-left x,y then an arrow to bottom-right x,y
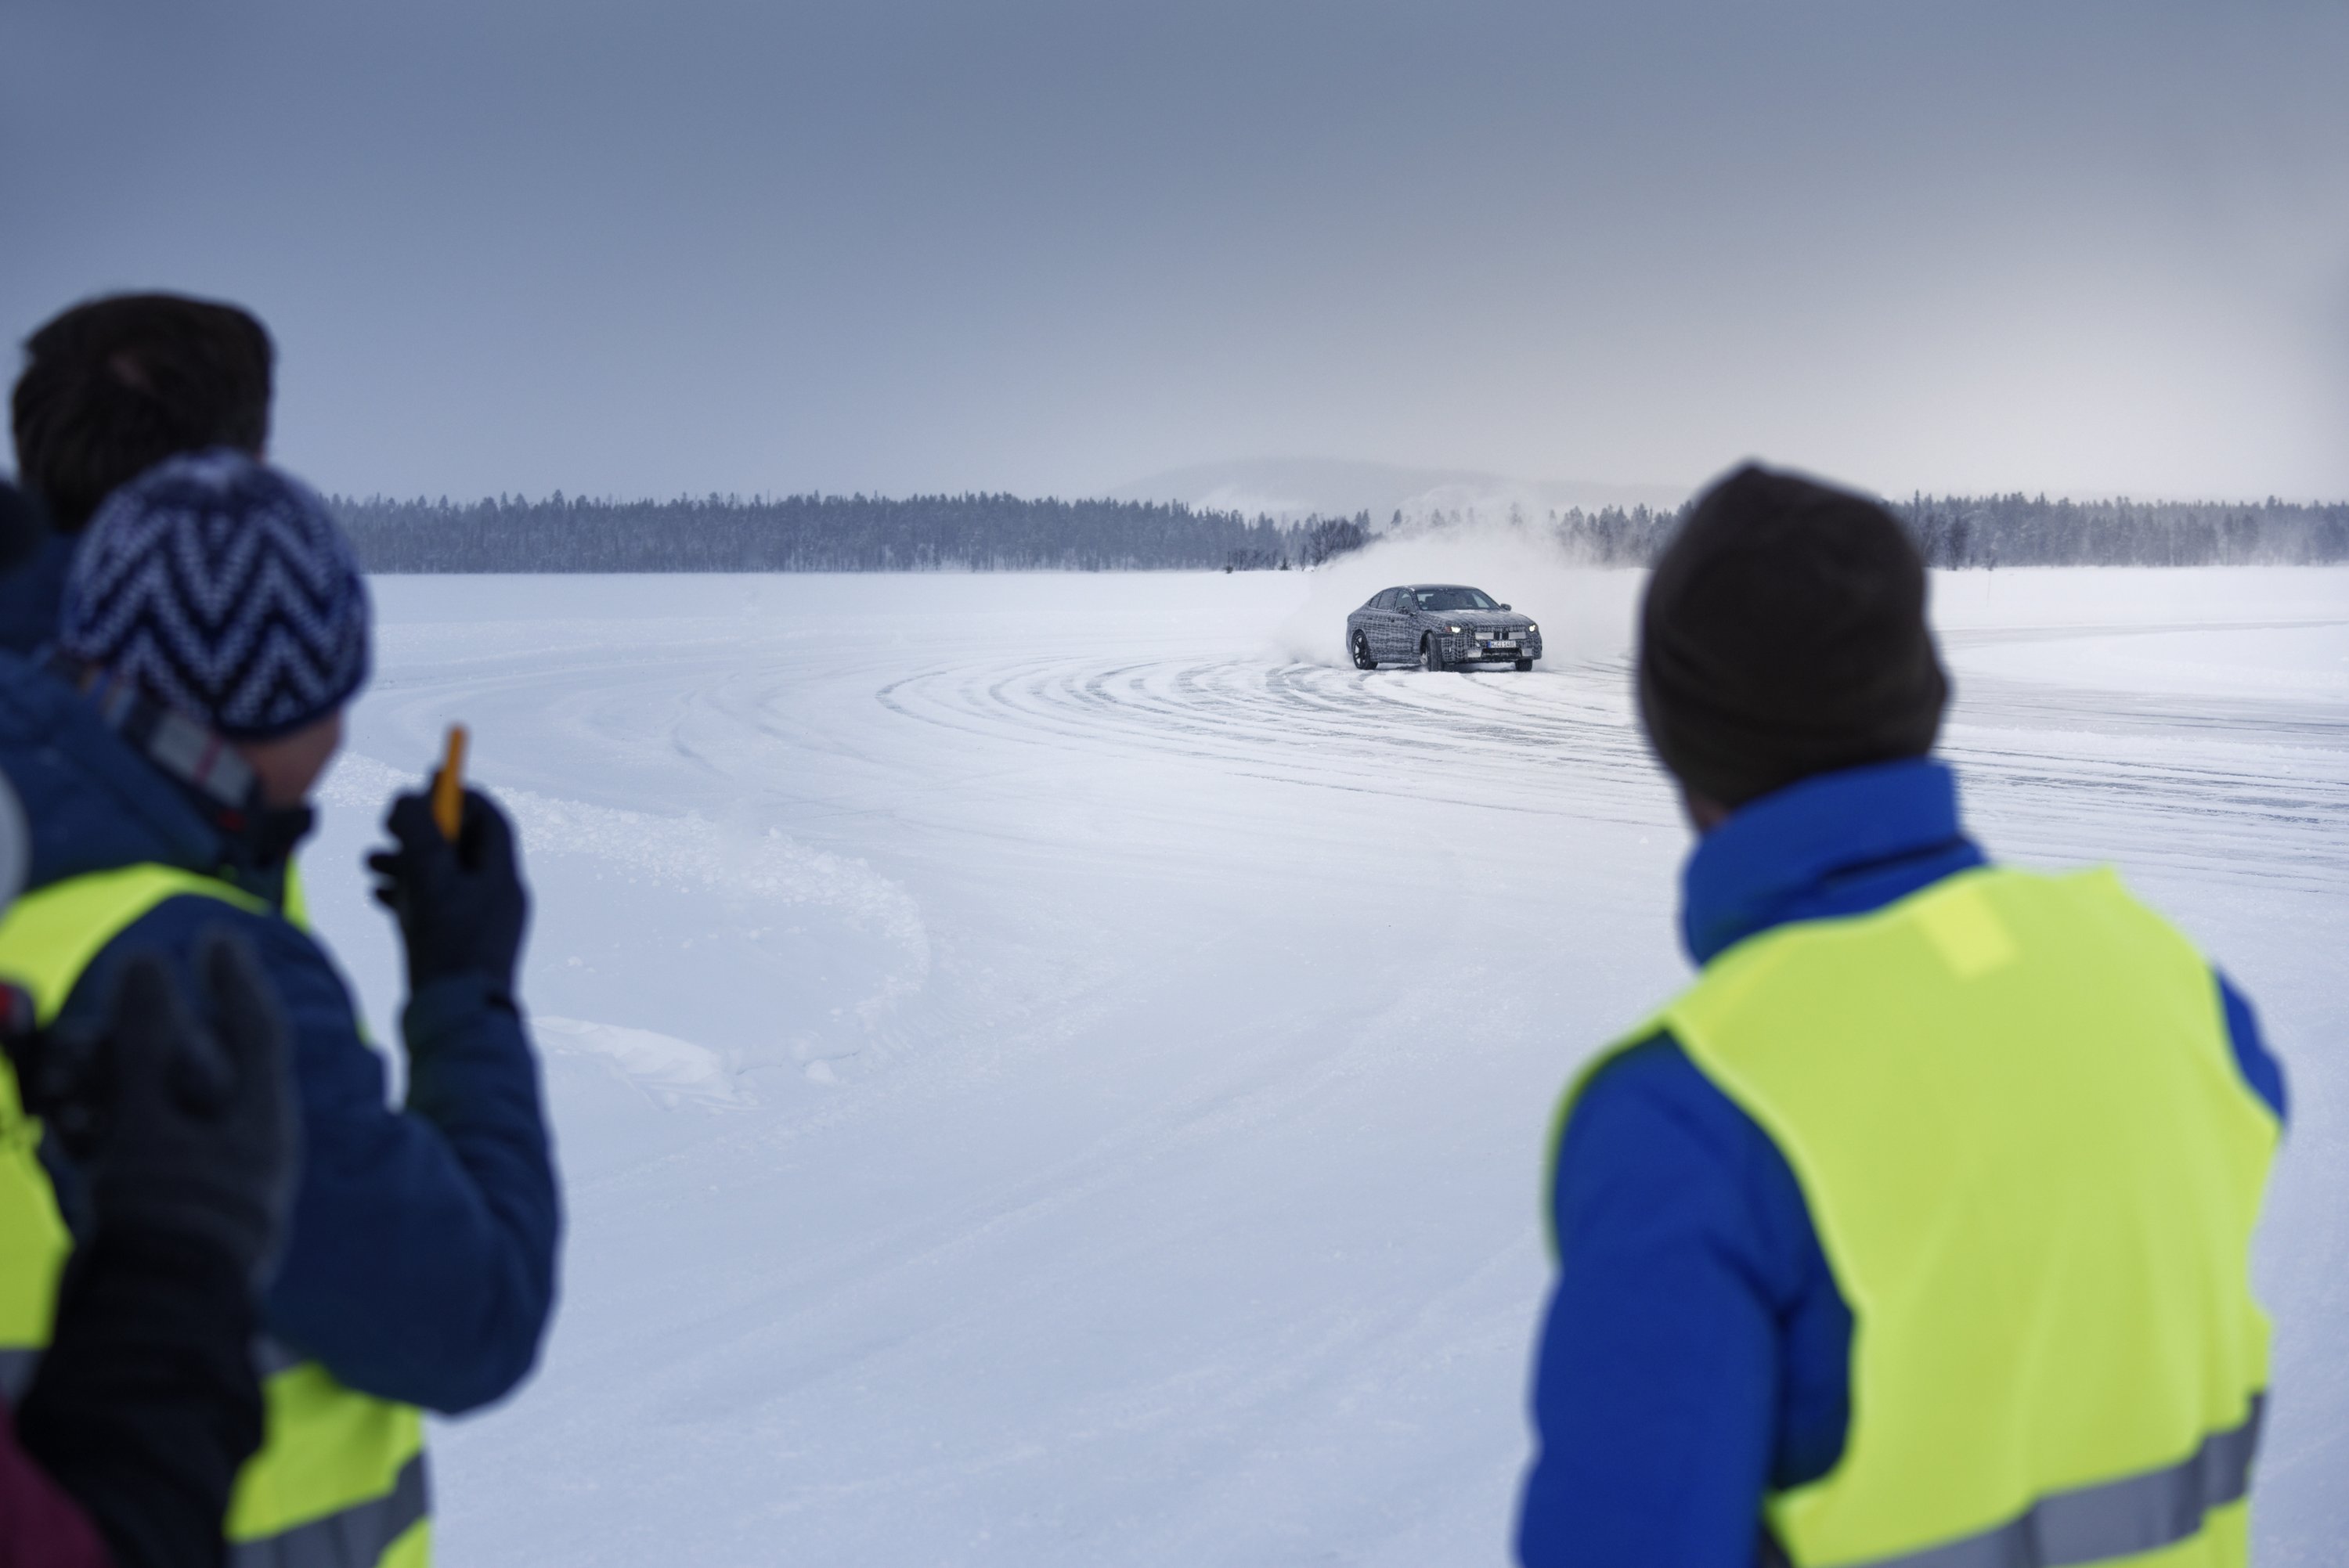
1525,622 -> 1539,633
1446,624 -> 1463,634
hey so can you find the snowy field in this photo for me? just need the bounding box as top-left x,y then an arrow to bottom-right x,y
296,564 -> 2349,1566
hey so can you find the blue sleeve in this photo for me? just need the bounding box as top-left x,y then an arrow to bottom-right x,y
1517,1036 -> 1851,1567
390,969 -> 565,1408
90,900 -> 561,1415
2216,972 -> 2286,1124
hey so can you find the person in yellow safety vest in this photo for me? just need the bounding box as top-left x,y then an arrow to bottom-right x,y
0,451 -> 561,1567
0,574 -> 304,1568
1517,466 -> 2284,1568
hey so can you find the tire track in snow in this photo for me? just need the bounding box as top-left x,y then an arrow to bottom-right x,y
324,753 -> 926,957
878,651 -> 2349,895
879,656 -> 1662,823
319,752 -> 934,1038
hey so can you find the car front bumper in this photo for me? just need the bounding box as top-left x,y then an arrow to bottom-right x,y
1439,634 -> 1540,662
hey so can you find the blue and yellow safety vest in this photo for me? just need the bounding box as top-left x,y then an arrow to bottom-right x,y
1562,865 -> 2277,1567
0,864 -> 429,1568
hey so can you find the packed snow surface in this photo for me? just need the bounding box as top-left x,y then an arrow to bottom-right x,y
300,566 -> 2349,1566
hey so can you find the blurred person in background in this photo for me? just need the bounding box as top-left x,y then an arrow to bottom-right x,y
0,455 -> 560,1567
1518,466 -> 2284,1567
5,294 -> 275,653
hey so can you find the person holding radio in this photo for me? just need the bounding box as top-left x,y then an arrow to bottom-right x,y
0,452 -> 560,1568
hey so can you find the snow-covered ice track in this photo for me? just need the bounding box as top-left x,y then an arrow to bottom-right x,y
1941,662 -> 2349,896
311,574 -> 2349,1566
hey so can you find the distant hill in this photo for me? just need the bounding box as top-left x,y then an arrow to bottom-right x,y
1110,457 -> 1691,523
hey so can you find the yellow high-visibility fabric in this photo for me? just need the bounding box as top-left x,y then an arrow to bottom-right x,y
0,866 -> 260,1350
1583,866 -> 2276,1567
0,1070 -> 66,1351
0,863 -> 265,1014
378,1519 -> 433,1568
226,1362 -> 423,1539
0,864 -> 428,1564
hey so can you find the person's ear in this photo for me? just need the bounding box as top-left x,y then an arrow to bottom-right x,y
1680,785 -> 1730,834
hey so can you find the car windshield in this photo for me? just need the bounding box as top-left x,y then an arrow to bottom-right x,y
1411,586 -> 1499,612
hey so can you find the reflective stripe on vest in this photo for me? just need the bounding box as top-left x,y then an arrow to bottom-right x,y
0,864 -> 430,1568
229,1454 -> 428,1568
0,1346 -> 38,1402
1563,867 -> 2278,1568
1847,1395 -> 2263,1568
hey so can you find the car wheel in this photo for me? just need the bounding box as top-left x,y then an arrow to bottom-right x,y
1514,658 -> 1533,672
1351,631 -> 1377,670
1421,635 -> 1447,672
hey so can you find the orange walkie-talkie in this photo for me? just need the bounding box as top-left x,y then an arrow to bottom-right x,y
432,726 -> 469,841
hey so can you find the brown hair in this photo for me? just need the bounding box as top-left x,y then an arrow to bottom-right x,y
12,293 -> 275,531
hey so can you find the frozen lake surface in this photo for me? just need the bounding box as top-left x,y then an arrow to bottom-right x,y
299,566 -> 2349,1566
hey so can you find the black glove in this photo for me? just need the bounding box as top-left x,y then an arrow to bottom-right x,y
367,782 -> 530,998
13,936 -> 301,1287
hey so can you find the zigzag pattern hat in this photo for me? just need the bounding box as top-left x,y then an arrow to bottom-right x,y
62,449 -> 372,740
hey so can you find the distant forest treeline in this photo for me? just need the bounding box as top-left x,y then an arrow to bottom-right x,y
334,492 -> 1368,573
333,491 -> 2349,574
1545,495 -> 2349,569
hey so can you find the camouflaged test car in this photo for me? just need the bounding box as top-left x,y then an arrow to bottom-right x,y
1346,584 -> 1543,672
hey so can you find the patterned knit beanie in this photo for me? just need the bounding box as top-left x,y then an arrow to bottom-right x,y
60,449 -> 371,739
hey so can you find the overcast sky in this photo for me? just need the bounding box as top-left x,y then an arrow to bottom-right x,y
4,1 -> 2344,503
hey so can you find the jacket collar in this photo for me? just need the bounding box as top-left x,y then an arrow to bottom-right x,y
1680,757 -> 1985,966
0,654 -> 308,902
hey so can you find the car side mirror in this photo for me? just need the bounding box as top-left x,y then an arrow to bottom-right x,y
1499,604 -> 1512,611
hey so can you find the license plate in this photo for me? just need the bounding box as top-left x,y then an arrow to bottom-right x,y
1489,640 -> 1517,651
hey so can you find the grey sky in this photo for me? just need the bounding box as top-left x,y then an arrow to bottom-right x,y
5,1 -> 2344,504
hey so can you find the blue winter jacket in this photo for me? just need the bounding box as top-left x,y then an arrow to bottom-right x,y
0,654 -> 561,1415
1516,758 -> 2284,1566
0,529 -> 74,658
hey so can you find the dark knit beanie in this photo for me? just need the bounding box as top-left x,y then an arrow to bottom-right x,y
60,449 -> 371,739
1638,464 -> 1947,809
